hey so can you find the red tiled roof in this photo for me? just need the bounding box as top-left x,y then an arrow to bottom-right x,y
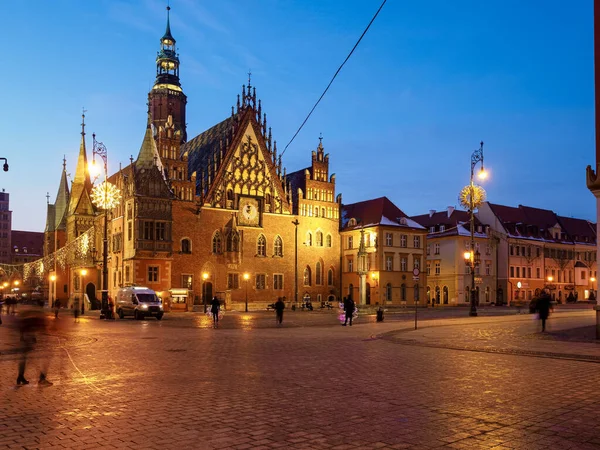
342,197 -> 414,230
557,216 -> 596,245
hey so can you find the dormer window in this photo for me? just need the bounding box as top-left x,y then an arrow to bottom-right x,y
348,218 -> 357,227
440,225 -> 445,232
429,226 -> 435,233
398,217 -> 408,225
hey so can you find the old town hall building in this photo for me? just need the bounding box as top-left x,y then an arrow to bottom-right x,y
44,9 -> 341,311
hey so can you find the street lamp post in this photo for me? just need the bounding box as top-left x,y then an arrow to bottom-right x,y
292,219 -> 299,310
90,133 -> 121,320
460,141 -> 486,317
244,273 -> 250,312
202,272 -> 209,313
50,275 -> 56,308
80,269 -> 87,315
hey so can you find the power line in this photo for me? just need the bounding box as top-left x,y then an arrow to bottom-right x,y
280,0 -> 388,157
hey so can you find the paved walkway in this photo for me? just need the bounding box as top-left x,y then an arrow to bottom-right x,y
1,308 -> 600,449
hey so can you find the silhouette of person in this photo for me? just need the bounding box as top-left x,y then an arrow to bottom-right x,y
210,296 -> 220,325
536,290 -> 552,332
275,297 -> 285,324
343,297 -> 355,326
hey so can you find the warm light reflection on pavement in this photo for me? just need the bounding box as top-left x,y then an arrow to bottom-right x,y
1,306 -> 599,449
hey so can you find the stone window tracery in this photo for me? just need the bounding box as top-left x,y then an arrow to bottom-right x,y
212,232 -> 222,254
274,236 -> 283,257
257,234 -> 266,256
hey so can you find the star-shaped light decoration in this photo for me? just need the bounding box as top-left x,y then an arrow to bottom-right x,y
459,184 -> 486,210
91,181 -> 121,210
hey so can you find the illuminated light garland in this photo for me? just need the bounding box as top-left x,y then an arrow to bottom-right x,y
91,181 -> 121,210
459,184 -> 486,210
20,227 -> 96,282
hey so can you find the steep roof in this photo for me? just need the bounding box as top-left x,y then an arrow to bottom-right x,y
342,197 -> 424,231
411,208 -> 487,238
486,202 -> 591,244
557,216 -> 596,245
68,124 -> 94,216
183,115 -> 234,188
53,166 -> 70,230
136,123 -> 164,175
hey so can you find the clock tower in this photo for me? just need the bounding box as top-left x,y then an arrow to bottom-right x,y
148,6 -> 195,202
148,6 -> 187,143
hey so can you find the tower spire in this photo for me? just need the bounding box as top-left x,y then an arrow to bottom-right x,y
81,107 -> 87,137
164,4 -> 174,42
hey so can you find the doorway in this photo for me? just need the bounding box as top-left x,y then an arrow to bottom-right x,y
203,281 -> 213,304
85,282 -> 98,310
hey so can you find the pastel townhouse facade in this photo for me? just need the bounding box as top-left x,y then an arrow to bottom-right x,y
341,197 -> 427,307
478,202 -> 597,304
412,207 -> 497,306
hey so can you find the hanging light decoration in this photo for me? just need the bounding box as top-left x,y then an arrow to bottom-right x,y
459,184 -> 486,210
91,181 -> 121,210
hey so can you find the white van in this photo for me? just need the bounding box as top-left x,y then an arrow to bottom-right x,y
116,286 -> 164,320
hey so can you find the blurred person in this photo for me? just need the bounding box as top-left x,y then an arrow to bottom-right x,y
536,289 -> 553,332
210,296 -> 220,326
275,297 -> 285,325
16,301 -> 52,386
343,297 -> 355,326
54,298 -> 61,319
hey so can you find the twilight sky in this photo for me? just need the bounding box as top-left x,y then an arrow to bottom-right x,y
1,0 -> 594,231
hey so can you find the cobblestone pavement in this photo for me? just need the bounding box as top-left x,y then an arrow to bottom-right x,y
1,308 -> 600,449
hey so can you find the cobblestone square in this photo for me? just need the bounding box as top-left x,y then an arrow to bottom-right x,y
1,307 -> 600,449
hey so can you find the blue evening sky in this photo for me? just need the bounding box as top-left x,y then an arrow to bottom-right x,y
1,0 -> 594,231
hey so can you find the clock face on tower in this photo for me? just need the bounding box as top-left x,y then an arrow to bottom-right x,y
238,197 -> 260,226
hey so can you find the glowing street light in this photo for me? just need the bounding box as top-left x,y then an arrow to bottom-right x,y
202,272 -> 209,313
90,133 -> 121,320
459,141 -> 487,317
243,272 -> 250,312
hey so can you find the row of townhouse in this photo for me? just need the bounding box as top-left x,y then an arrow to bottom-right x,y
337,198 -> 596,308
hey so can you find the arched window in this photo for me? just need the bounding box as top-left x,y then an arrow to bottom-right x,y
306,232 -> 312,246
181,238 -> 191,254
348,218 -> 357,227
327,268 -> 334,286
226,230 -> 239,252
257,234 -> 266,256
315,208 -> 319,218
212,232 -> 221,254
435,286 -> 441,304
227,189 -> 234,200
414,284 -> 419,302
386,283 -> 392,302
322,208 -> 326,217
303,266 -> 312,286
316,231 -> 323,247
274,236 -> 283,257
443,286 -> 449,304
315,262 -> 322,285
326,234 -> 332,247
401,283 -> 406,301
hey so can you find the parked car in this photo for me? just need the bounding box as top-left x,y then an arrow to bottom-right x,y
116,286 -> 164,320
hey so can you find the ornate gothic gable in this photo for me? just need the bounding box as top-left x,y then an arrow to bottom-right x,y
134,165 -> 174,200
184,83 -> 292,214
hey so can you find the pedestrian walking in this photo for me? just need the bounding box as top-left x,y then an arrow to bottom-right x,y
73,297 -> 80,321
54,298 -> 61,319
275,297 -> 285,324
343,297 -> 355,326
16,301 -> 52,386
210,296 -> 220,326
536,290 -> 552,332
108,295 -> 115,320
